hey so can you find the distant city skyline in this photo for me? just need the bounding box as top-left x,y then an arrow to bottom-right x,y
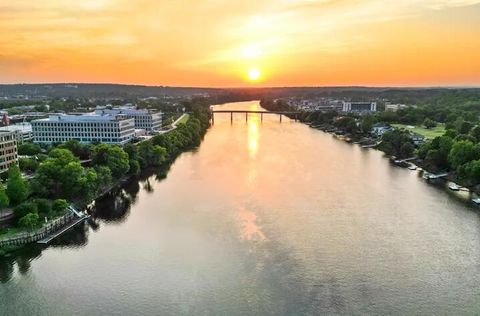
1,0 -> 479,87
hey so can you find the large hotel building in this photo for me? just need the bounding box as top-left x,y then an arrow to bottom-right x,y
0,131 -> 18,172
31,114 -> 135,145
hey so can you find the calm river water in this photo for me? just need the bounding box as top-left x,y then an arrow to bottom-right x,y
1,101 -> 480,315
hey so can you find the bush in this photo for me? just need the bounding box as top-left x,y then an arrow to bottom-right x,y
18,142 -> 42,156
33,198 -> 52,217
13,202 -> 38,221
19,157 -> 39,173
18,212 -> 39,230
52,199 -> 68,215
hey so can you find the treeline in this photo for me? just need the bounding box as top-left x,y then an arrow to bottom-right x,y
2,99 -> 211,235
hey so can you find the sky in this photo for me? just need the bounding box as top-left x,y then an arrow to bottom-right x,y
0,0 -> 479,87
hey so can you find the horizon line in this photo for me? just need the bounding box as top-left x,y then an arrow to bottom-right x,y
1,82 -> 480,90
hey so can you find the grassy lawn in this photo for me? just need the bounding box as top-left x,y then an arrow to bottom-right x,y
176,113 -> 190,125
392,123 -> 446,139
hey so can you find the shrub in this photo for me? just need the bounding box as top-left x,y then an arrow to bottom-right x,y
18,212 -> 39,230
52,199 -> 68,215
13,202 -> 38,221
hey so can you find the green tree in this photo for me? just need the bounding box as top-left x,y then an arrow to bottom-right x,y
91,144 -> 130,178
52,199 -> 68,215
33,198 -> 52,218
6,165 -> 29,205
18,212 -> 39,230
423,118 -> 437,129
470,125 -> 480,142
13,202 -> 38,221
400,142 -> 415,158
448,140 -> 480,169
57,140 -> 91,160
457,160 -> 480,186
361,115 -> 375,133
0,185 -> 9,209
19,157 -> 39,173
17,142 -> 42,156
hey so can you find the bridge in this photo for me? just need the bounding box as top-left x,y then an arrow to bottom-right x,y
211,110 -> 301,124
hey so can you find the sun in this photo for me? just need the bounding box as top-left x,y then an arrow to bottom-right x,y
247,67 -> 261,81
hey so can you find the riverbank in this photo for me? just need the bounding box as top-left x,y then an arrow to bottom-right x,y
0,106 -> 211,253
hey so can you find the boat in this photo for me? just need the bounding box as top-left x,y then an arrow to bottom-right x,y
448,182 -> 460,191
472,198 -> 480,205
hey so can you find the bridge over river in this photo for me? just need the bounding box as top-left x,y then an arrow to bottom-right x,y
210,109 -> 301,124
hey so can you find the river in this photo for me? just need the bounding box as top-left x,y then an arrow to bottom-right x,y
1,101 -> 480,315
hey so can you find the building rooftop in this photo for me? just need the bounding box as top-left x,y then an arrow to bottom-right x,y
0,123 -> 32,132
33,114 -> 132,122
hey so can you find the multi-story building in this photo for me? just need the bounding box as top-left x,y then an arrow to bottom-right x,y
342,101 -> 377,113
94,108 -> 162,131
31,114 -> 135,145
0,131 -> 18,172
0,123 -> 33,143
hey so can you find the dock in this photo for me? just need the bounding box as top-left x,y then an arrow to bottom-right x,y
37,215 -> 90,244
36,206 -> 90,245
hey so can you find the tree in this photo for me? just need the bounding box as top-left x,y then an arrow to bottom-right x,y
457,160 -> 480,186
137,142 -> 167,168
33,198 -> 52,218
361,115 -> 375,133
57,140 -> 91,160
52,199 -> 68,215
423,118 -> 437,129
470,125 -> 480,142
13,202 -> 38,221
400,142 -> 415,158
18,213 -> 39,230
17,142 -> 42,156
6,165 -> 29,205
448,140 -> 480,169
34,148 -> 96,199
91,144 -> 130,179
19,157 -> 39,173
0,185 -> 9,209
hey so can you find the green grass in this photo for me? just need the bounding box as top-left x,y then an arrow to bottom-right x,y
176,113 -> 190,125
392,123 -> 446,139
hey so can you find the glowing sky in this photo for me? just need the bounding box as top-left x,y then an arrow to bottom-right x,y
1,0 -> 479,87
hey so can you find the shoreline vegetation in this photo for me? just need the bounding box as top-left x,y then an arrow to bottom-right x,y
0,98 -> 211,254
259,95 -> 480,197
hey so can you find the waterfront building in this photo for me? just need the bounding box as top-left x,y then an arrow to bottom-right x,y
0,123 -> 33,143
385,103 -> 409,112
31,114 -> 135,145
342,101 -> 377,113
0,131 -> 18,172
411,132 -> 426,145
371,123 -> 393,136
94,108 -> 162,131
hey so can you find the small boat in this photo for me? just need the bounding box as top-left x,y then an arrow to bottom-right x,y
472,198 -> 480,205
448,183 -> 460,191
408,164 -> 417,170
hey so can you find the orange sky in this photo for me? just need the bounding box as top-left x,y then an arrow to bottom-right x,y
1,0 -> 479,87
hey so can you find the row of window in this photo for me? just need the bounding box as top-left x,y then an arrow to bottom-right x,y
34,137 -> 130,144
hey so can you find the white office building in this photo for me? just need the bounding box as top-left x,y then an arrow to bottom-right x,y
94,108 -> 162,131
342,101 -> 377,113
0,123 -> 33,143
32,114 -> 135,145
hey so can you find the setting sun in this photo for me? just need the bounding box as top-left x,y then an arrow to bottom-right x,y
247,68 -> 261,82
